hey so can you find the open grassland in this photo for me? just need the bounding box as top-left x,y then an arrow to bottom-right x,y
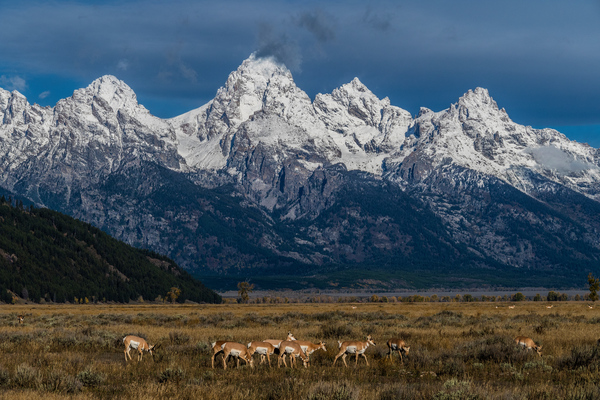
2,302 -> 600,399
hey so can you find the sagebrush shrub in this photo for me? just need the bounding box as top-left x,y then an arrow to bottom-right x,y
305,380 -> 360,400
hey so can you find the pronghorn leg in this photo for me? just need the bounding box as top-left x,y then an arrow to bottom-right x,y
124,349 -> 129,362
278,355 -> 285,368
223,350 -> 230,370
399,351 -> 403,363
362,353 -> 369,366
266,353 -> 271,367
333,351 -> 344,366
342,354 -> 348,368
212,351 -> 224,369
355,353 -> 359,365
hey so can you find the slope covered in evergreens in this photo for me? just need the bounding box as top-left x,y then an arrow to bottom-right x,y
0,196 -> 221,303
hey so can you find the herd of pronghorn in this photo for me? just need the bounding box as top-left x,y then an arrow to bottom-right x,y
120,331 -> 543,369
15,313 -> 544,368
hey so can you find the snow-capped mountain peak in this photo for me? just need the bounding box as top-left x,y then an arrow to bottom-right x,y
75,74 -> 142,113
453,87 -> 511,125
236,53 -> 291,80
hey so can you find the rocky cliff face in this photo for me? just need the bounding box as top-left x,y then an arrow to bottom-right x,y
2,54 -> 600,288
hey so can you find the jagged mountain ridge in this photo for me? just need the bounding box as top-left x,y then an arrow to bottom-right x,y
2,53 -> 600,289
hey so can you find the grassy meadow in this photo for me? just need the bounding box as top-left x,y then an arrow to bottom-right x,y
1,301 -> 600,399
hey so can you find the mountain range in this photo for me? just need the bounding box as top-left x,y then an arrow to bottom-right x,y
2,53 -> 600,290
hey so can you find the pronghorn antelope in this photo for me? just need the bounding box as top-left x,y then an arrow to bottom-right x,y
263,331 -> 296,364
247,341 -> 276,367
333,335 -> 376,367
508,305 -> 516,309
386,338 -> 410,363
277,341 -> 309,368
515,336 -> 542,356
546,305 -> 553,309
263,331 -> 296,350
589,305 -> 594,309
210,341 -> 229,369
17,315 -> 24,324
294,341 -> 326,365
211,340 -> 249,369
123,335 -> 159,362
221,342 -> 254,369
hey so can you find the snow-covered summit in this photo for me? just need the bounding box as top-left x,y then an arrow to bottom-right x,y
65,74 -> 148,117
453,87 -> 512,126
86,75 -> 140,112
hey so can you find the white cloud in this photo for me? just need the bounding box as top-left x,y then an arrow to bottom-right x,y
39,90 -> 51,99
529,145 -> 594,174
0,75 -> 27,92
117,59 -> 129,71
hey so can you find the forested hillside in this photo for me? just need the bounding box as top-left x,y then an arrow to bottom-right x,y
0,196 -> 221,304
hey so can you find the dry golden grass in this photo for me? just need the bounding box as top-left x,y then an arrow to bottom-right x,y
1,301 -> 600,399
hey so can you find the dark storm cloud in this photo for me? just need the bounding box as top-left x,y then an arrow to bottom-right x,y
296,9 -> 336,42
362,5 -> 393,32
0,0 -> 598,137
255,22 -> 302,71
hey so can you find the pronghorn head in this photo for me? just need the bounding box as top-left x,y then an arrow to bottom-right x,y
301,357 -> 308,368
17,315 -> 24,324
403,346 -> 411,355
149,343 -> 161,359
319,341 -> 327,352
287,331 -> 296,341
366,335 -> 376,346
338,340 -> 342,348
245,352 -> 255,368
534,345 -> 542,357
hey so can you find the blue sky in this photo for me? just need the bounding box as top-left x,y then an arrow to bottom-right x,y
1,0 -> 599,145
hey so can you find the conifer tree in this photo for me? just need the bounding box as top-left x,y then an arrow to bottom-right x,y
588,273 -> 599,302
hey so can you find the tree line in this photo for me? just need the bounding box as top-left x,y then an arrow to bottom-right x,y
0,196 -> 221,304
